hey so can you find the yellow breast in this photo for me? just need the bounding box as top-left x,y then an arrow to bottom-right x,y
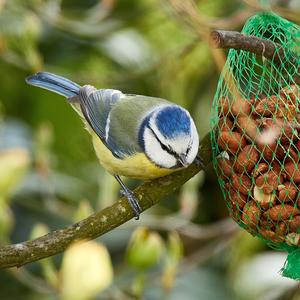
91,133 -> 178,180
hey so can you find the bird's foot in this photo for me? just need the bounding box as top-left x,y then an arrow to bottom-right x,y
120,188 -> 142,220
195,155 -> 206,170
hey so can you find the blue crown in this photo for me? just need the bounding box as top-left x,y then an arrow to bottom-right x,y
155,106 -> 191,139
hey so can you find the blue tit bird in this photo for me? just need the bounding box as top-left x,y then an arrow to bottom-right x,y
26,72 -> 202,219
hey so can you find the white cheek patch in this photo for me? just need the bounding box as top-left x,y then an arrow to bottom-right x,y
186,120 -> 199,164
143,128 -> 177,169
146,107 -> 199,167
168,135 -> 190,154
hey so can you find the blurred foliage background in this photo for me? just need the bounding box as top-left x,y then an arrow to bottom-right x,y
1,0 -> 300,299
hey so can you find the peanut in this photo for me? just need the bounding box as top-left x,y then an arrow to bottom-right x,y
232,173 -> 252,195
218,97 -> 230,116
287,215 -> 300,232
286,233 -> 300,246
227,187 -> 248,209
242,201 -> 261,228
278,182 -> 298,202
259,229 -> 284,243
264,204 -> 299,221
233,145 -> 259,173
252,163 -> 269,178
217,131 -> 247,154
255,171 -> 283,194
218,116 -> 234,132
253,186 -> 275,209
217,157 -> 233,178
255,96 -> 278,117
285,162 -> 300,183
231,98 -> 251,116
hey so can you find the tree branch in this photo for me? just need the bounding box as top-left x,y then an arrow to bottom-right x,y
0,134 -> 212,269
210,30 -> 286,63
211,30 -> 300,85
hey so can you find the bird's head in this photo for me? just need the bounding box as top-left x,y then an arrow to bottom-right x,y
139,105 -> 199,169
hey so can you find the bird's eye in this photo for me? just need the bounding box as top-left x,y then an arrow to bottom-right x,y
160,143 -> 178,157
161,143 -> 169,152
186,146 -> 191,154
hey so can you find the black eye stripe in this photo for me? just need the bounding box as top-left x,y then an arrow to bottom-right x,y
160,143 -> 169,152
186,145 -> 192,154
148,126 -> 177,157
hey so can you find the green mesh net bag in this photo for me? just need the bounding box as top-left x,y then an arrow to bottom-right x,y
211,12 -> 300,280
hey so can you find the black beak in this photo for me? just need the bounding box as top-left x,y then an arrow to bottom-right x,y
178,154 -> 188,168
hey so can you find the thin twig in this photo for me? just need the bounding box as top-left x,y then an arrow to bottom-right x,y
210,30 -> 286,63
211,29 -> 300,86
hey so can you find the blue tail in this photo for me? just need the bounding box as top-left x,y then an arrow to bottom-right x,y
26,72 -> 81,98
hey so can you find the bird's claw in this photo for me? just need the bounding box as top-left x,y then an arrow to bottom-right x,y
120,189 -> 142,220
